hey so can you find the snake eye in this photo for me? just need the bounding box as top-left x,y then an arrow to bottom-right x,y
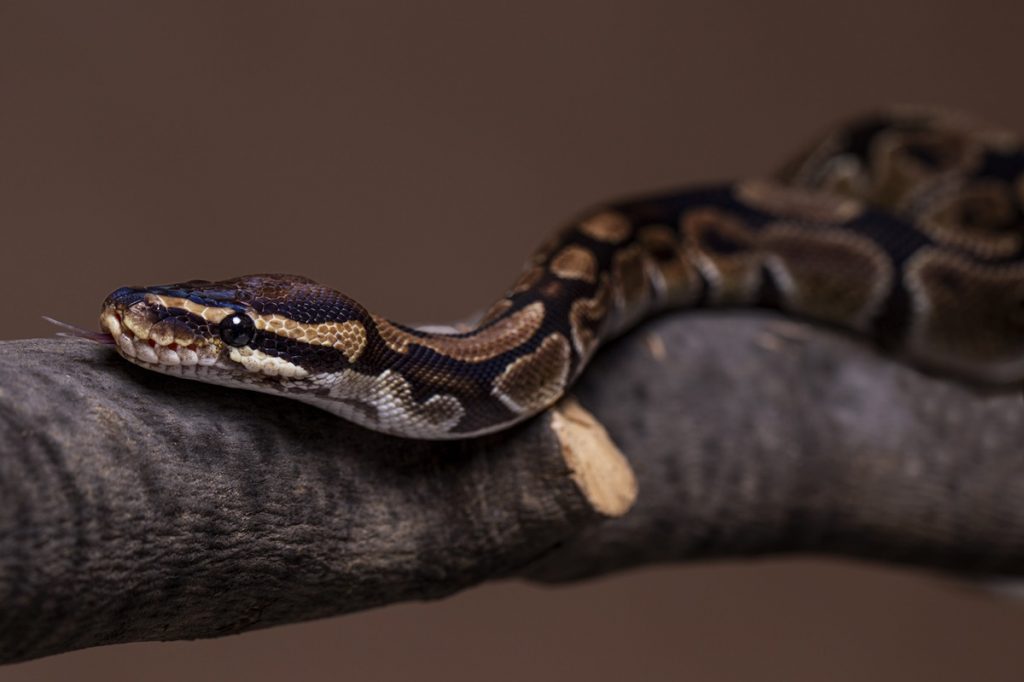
219,313 -> 256,347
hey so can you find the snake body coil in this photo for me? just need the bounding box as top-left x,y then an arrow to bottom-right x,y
100,109 -> 1024,439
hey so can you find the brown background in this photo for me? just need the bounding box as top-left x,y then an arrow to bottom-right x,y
2,2 -> 1023,680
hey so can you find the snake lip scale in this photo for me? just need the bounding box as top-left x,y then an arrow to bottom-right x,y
98,108 -> 1024,439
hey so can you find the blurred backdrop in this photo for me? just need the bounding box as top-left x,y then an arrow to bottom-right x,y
2,2 -> 1023,680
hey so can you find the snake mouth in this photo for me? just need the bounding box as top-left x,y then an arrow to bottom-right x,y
100,304 -> 222,369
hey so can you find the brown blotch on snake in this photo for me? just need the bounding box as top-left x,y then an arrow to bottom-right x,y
579,211 -> 632,243
492,333 -> 572,414
918,179 -> 1022,258
904,248 -> 1024,381
735,179 -> 864,223
373,301 -> 546,362
759,224 -> 893,330
550,245 -> 598,283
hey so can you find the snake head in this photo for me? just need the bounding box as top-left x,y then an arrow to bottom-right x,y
100,274 -> 372,384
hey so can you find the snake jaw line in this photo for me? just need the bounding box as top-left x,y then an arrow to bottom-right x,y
100,303 -> 220,369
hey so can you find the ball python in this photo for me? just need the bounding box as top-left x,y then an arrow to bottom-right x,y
96,108 -> 1024,439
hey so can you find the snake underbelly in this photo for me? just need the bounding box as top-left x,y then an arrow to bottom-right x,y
100,107 -> 1024,439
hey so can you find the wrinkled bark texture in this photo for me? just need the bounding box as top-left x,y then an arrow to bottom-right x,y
1,312 -> 1022,663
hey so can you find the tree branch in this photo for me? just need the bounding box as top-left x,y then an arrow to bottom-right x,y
1,312 -> 1022,663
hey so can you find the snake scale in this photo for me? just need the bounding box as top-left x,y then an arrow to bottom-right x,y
99,108 -> 1024,439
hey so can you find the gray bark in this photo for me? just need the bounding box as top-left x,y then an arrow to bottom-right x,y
1,312 -> 1022,663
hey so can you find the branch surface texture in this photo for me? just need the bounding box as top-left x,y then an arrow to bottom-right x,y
1,312 -> 1022,662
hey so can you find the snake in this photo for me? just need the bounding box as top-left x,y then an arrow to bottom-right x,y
95,107 -> 1024,439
